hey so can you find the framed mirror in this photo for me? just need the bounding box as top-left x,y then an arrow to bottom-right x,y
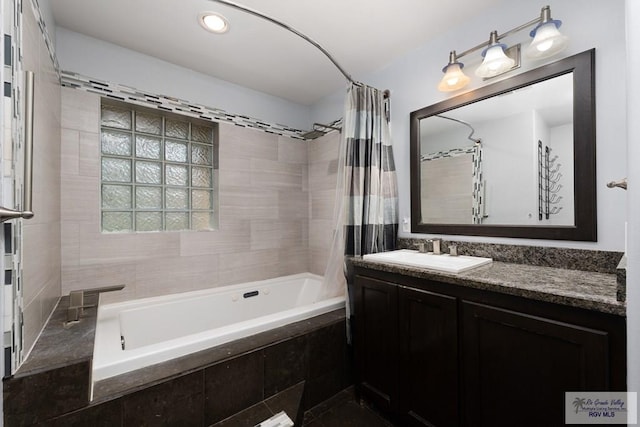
410,49 -> 596,241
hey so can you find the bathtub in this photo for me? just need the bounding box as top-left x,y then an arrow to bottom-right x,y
92,273 -> 345,383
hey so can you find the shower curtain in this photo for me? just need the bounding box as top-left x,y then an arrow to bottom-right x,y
321,82 -> 398,302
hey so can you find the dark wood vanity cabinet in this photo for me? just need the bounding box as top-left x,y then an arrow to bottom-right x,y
399,286 -> 459,427
461,301 -> 611,427
352,267 -> 626,427
353,275 -> 459,426
352,275 -> 399,413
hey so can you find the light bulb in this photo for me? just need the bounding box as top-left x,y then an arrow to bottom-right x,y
526,20 -> 568,59
199,12 -> 230,34
438,62 -> 470,92
475,45 -> 515,78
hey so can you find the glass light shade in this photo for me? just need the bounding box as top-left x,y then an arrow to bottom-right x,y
438,63 -> 470,92
475,44 -> 515,78
526,21 -> 568,59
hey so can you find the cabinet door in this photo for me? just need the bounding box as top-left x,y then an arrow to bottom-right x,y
399,286 -> 459,427
461,301 -> 610,427
353,275 -> 399,412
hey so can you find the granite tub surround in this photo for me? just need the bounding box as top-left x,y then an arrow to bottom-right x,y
397,238 -> 624,273
351,257 -> 625,316
3,295 -> 99,426
3,292 -> 350,425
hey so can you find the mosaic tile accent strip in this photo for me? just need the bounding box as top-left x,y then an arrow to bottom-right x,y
29,0 -> 60,75
61,71 -> 318,140
421,145 -> 484,224
3,0 -> 25,377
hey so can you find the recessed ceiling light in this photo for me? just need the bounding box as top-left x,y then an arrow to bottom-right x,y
199,12 -> 229,34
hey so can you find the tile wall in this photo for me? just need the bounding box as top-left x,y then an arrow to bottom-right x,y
20,0 -> 61,356
61,87 -> 340,301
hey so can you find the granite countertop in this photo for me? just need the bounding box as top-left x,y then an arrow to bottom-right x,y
15,294 -> 99,377
352,257 -> 625,316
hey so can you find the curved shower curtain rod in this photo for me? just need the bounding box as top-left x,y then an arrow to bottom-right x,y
435,114 -> 481,145
208,0 -> 362,87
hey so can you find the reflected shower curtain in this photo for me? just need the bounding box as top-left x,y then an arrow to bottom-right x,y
321,82 -> 398,303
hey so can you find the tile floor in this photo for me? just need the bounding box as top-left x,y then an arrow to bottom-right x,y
302,387 -> 397,427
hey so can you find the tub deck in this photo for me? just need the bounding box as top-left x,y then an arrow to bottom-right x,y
3,291 -> 349,425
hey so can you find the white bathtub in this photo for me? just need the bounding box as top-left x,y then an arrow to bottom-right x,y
92,273 -> 345,383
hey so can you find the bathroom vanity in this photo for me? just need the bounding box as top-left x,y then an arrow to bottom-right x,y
350,256 -> 626,427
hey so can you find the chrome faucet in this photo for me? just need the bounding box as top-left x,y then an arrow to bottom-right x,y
430,238 -> 442,255
66,285 -> 125,323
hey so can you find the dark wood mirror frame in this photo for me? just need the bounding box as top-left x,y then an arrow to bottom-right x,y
410,49 -> 596,241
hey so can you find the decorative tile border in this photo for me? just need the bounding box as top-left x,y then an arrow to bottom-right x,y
61,71 -> 344,141
29,0 -> 60,76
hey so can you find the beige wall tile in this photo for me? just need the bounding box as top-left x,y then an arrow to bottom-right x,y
61,87 -> 99,132
311,189 -> 337,221
20,2 -> 62,357
61,128 -> 80,176
179,225 -> 250,257
78,131 -> 100,177
308,132 -> 340,164
218,123 -> 278,161
278,189 -> 308,220
219,157 -> 252,187
309,219 -> 334,251
217,250 -> 280,286
58,86 -> 340,307
251,158 -> 303,189
309,248 -> 330,276
278,136 -> 308,164
277,247 -> 310,277
308,156 -> 339,193
134,232 -> 181,260
62,262 -> 137,298
61,221 -> 80,267
134,254 -> 220,299
61,175 -> 100,223
22,223 -> 60,305
250,220 -> 305,251
219,187 -> 279,220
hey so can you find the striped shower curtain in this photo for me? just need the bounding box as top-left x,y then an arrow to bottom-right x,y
342,83 -> 398,256
321,83 -> 399,300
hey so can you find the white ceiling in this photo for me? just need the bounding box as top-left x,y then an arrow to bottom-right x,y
50,0 -> 503,106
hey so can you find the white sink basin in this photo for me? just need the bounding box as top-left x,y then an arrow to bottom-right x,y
363,249 -> 492,274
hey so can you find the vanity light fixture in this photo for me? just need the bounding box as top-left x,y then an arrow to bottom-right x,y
199,12 -> 230,34
438,51 -> 471,92
438,5 -> 568,92
475,31 -> 516,78
526,6 -> 569,58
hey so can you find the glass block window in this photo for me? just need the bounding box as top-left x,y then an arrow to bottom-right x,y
100,100 -> 218,232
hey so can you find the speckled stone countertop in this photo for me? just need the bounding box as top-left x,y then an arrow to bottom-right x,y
16,294 -> 99,377
352,257 -> 625,316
